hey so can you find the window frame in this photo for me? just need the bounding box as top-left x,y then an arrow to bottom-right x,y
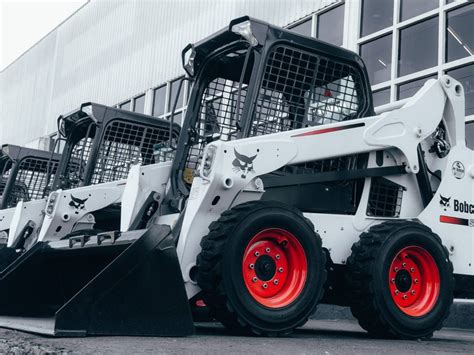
358,0 -> 473,107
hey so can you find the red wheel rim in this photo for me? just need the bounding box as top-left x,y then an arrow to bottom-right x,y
388,245 -> 440,317
242,228 -> 307,308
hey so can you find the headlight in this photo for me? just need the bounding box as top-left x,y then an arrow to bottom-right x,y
231,20 -> 258,47
201,145 -> 217,178
81,104 -> 93,117
1,145 -> 9,156
46,192 -> 59,215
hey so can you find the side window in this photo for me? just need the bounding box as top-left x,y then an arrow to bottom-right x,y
466,121 -> 474,150
91,120 -> 172,185
252,45 -> 365,136
305,74 -> 359,125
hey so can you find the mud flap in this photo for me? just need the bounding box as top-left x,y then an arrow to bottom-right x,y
0,224 -> 194,336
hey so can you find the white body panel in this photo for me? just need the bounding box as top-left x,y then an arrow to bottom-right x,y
38,181 -> 125,242
120,161 -> 172,232
7,199 -> 47,248
0,208 -> 15,232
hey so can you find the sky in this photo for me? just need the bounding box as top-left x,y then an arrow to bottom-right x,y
0,0 -> 88,71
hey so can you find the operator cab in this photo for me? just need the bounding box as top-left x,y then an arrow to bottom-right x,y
55,103 -> 180,191
168,16 -> 374,213
0,145 -> 60,209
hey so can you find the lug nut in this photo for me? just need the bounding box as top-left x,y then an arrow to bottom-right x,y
403,295 -> 408,300
275,254 -> 280,260
265,247 -> 271,253
249,263 -> 254,269
394,267 -> 399,272
278,267 -> 284,273
410,267 -> 415,272
395,290 -> 399,295
273,279 -> 279,285
411,290 -> 415,295
252,277 -> 258,282
391,278 -> 395,283
402,263 -> 406,267
262,283 -> 268,289
255,251 -> 260,257
414,279 -> 419,284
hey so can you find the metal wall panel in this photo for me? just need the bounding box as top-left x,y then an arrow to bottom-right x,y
0,0 -> 337,146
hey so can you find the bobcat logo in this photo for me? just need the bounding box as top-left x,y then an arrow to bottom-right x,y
439,195 -> 451,210
69,195 -> 88,214
232,149 -> 257,179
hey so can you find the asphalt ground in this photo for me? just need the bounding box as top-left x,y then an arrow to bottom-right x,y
1,319 -> 473,354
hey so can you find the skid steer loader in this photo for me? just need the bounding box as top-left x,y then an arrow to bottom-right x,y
0,145 -> 61,245
0,103 -> 179,261
0,17 -> 472,340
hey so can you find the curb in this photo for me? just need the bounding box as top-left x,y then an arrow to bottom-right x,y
312,299 -> 474,330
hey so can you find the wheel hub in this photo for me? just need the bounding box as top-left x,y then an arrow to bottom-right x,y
242,228 -> 308,308
395,269 -> 412,293
255,255 -> 276,281
388,245 -> 440,317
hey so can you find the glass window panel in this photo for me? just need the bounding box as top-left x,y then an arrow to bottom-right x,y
397,74 -> 437,100
447,64 -> 474,116
446,4 -> 474,62
360,34 -> 392,85
119,100 -> 131,111
360,0 -> 394,37
169,78 -> 184,113
373,88 -> 391,107
289,18 -> 312,37
317,5 -> 344,46
153,85 -> 167,117
398,17 -> 438,77
400,0 -> 438,21
133,94 -> 145,113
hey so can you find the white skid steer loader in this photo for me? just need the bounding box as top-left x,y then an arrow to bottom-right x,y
0,17 -> 472,340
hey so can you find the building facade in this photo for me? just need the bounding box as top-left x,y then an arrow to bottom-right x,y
0,0 -> 472,149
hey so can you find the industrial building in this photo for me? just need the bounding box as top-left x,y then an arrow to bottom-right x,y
0,0 -> 472,149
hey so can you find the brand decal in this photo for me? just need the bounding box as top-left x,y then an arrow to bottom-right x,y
439,195 -> 474,214
440,215 -> 474,227
232,149 -> 257,179
69,195 -> 88,214
439,195 -> 451,210
451,161 -> 465,179
292,122 -> 365,137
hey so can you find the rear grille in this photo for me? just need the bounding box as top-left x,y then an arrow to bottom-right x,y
6,158 -> 59,208
90,120 -> 174,185
367,177 -> 404,218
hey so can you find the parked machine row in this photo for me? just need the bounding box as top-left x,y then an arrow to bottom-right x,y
0,17 -> 473,340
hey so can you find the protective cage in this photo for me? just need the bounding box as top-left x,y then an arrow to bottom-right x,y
171,17 -> 373,203
54,103 -> 180,190
0,146 -> 60,209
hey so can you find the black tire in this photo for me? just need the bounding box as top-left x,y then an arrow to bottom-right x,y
346,221 -> 454,339
196,200 -> 327,336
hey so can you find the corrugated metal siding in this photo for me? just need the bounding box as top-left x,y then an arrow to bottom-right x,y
0,0 -> 338,146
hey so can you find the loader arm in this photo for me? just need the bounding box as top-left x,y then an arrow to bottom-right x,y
177,76 -> 465,298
